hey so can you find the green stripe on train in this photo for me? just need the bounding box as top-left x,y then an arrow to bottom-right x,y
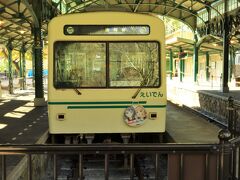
67,105 -> 166,109
48,101 -> 147,105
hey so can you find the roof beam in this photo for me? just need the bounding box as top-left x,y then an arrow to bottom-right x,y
188,0 -> 198,11
193,0 -> 223,21
0,1 -> 18,9
0,16 -> 30,31
67,0 -> 101,13
111,2 -> 204,29
0,1 -> 31,24
1,27 -> 31,39
134,0 -> 144,12
122,0 -> 134,11
22,0 -> 39,27
164,0 -> 188,16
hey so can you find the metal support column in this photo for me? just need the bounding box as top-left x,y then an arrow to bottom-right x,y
170,49 -> 173,80
6,40 -> 14,94
206,6 -> 211,35
31,0 -> 45,106
218,129 -> 232,180
19,51 -> 22,78
229,49 -> 234,82
180,59 -> 183,82
179,47 -> 184,82
33,27 -> 45,106
19,50 -> 23,89
193,34 -> 199,82
206,52 -> 210,81
221,3 -> 230,93
31,46 -> 35,87
182,59 -> 185,78
21,44 -> 27,90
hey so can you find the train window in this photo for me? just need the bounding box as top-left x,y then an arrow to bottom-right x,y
109,42 -> 160,87
54,42 -> 106,88
54,41 -> 160,89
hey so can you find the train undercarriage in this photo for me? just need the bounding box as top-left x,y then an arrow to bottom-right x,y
50,133 -> 165,144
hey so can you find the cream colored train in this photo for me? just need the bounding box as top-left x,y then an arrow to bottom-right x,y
48,12 -> 166,143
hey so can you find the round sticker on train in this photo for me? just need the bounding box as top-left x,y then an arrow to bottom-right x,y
124,105 -> 147,127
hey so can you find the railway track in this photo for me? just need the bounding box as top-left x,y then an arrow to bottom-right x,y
42,103 -> 222,180
44,153 -> 167,180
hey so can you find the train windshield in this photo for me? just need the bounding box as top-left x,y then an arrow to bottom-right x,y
109,42 -> 159,87
54,41 -> 160,88
54,42 -> 106,88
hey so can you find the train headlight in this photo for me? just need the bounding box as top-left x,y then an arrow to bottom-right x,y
66,26 -> 74,34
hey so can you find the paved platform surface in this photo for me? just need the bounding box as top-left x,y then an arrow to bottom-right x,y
0,89 -> 48,179
0,89 -> 48,144
166,102 -> 221,143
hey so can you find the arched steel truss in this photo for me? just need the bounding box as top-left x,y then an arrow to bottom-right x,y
0,0 -> 239,49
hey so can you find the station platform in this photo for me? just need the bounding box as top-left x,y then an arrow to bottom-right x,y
167,77 -> 240,134
0,89 -> 48,144
167,77 -> 240,104
166,102 -> 220,143
0,88 -> 48,179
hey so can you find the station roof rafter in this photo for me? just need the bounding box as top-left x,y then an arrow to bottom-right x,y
63,0 -> 220,29
0,0 -> 37,50
0,0 -> 238,51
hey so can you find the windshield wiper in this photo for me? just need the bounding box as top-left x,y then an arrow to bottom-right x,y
132,80 -> 146,99
74,89 -> 82,95
132,88 -> 142,99
132,77 -> 159,99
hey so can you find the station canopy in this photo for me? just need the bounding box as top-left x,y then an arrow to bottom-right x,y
0,0 -> 229,50
0,0 -> 35,49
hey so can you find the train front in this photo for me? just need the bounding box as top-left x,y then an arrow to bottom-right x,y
48,12 -> 166,138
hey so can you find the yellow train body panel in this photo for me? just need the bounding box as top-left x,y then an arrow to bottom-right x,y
49,105 -> 166,133
48,12 -> 166,134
